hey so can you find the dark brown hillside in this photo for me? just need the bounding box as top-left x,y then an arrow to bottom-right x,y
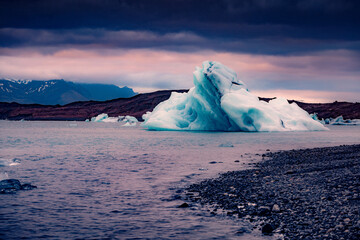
294,101 -> 360,120
0,90 -> 187,121
0,90 -> 359,121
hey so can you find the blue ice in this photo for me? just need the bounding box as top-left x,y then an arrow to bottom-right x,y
142,61 -> 327,132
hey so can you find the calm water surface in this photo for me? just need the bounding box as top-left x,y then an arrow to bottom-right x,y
1,121 -> 359,239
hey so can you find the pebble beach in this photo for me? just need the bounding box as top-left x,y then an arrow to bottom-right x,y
186,144 -> 360,240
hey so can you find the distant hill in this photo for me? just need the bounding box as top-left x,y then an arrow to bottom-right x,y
0,89 -> 359,121
0,90 -> 187,121
0,79 -> 136,105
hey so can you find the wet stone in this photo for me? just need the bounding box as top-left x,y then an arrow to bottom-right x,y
0,179 -> 37,194
0,179 -> 22,190
178,203 -> 190,208
272,204 -> 280,212
258,206 -> 271,216
261,223 -> 274,234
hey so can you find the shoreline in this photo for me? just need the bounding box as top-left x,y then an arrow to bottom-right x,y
185,144 -> 360,239
1,93 -> 359,121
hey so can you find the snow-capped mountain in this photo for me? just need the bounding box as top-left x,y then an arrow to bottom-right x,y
0,79 -> 136,105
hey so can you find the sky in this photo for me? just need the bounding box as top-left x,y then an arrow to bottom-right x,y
0,0 -> 359,102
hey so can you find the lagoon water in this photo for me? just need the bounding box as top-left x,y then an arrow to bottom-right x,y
1,121 -> 359,239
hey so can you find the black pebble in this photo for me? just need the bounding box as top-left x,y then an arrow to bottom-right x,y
262,223 -> 273,234
178,203 -> 189,208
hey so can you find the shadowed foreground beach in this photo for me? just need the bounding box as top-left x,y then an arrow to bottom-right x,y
186,144 -> 360,240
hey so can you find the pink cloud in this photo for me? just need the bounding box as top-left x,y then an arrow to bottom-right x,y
0,47 -> 359,102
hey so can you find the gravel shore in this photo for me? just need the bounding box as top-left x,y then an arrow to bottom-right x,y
186,144 -> 360,240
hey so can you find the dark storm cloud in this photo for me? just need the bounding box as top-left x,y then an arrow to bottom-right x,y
1,28 -> 359,55
1,1 -> 359,29
0,28 -> 205,49
0,0 -> 359,50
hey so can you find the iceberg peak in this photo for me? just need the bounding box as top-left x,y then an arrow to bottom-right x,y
142,61 -> 327,132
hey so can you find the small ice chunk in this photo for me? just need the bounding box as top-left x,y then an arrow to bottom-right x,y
0,158 -> 20,167
101,117 -> 119,123
329,116 -> 360,125
90,113 -> 138,125
121,115 -> 138,126
91,113 -> 110,122
90,113 -> 119,123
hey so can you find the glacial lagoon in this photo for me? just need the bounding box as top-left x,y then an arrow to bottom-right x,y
1,121 -> 359,239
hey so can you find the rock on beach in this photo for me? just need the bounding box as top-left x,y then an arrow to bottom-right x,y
0,179 -> 37,194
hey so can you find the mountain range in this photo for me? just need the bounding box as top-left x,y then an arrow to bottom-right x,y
0,79 -> 136,105
1,79 -> 359,121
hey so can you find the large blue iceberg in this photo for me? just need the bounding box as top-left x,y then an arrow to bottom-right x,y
142,61 -> 327,131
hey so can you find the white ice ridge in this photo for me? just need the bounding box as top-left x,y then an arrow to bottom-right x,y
142,61 -> 327,132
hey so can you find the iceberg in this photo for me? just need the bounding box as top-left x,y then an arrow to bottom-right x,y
142,61 -> 327,132
91,113 -> 119,123
328,116 -> 360,125
310,114 -> 360,125
90,113 -> 139,126
0,158 -> 20,167
310,113 -> 326,125
119,115 -> 139,126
